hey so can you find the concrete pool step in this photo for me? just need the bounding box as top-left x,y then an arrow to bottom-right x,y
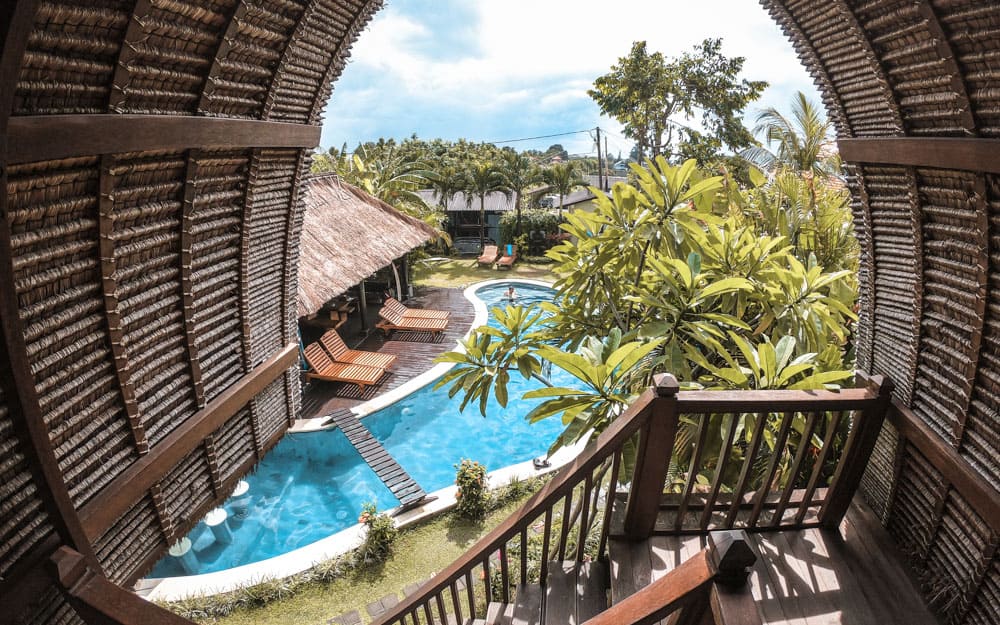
326,409 -> 428,508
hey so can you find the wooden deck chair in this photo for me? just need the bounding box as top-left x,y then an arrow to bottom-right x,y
477,244 -> 500,267
303,343 -> 386,391
496,244 -> 518,269
376,306 -> 449,337
320,330 -> 397,370
384,296 -> 450,320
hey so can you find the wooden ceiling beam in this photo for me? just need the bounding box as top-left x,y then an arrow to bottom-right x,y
839,138 -> 1000,174
914,0 -> 977,135
6,115 -> 320,164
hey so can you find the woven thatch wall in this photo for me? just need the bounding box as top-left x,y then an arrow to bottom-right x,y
763,2 -> 1000,623
0,0 -> 382,622
1,1 -> 998,624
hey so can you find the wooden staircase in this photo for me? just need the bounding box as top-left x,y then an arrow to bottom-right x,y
444,561 -> 608,625
370,374 -> 938,625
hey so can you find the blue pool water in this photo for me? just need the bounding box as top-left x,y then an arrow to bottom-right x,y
150,281 -> 570,577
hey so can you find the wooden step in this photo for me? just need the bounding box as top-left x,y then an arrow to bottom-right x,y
485,602 -> 514,625
511,583 -> 542,625
543,561 -> 608,625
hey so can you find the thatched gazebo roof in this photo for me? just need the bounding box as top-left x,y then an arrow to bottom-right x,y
298,175 -> 436,317
0,1 -> 998,624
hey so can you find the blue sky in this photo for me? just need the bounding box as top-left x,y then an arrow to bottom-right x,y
318,0 -> 820,158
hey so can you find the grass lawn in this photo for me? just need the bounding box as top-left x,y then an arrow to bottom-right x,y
211,499 -> 529,625
412,257 -> 556,290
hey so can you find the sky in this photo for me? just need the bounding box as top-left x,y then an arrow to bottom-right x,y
317,0 -> 821,158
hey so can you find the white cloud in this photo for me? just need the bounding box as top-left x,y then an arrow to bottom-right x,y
321,0 -> 820,152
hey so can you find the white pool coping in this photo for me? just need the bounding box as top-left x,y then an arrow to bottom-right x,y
292,278 -> 555,429
144,279 -> 572,601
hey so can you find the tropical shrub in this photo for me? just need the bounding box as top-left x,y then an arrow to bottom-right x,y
436,158 -> 858,475
356,502 -> 397,565
499,209 -> 561,247
454,459 -> 489,520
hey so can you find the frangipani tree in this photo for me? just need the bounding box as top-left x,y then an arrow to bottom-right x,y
436,158 -> 857,459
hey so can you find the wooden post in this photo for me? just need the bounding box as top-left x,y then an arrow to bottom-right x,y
819,373 -> 894,529
623,373 -> 679,541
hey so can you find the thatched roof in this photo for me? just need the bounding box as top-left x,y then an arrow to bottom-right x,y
298,175 -> 437,317
1,1 -> 1000,622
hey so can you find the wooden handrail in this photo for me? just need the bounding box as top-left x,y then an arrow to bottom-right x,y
50,547 -> 194,625
371,386 -> 660,625
675,385 -> 878,413
372,374 -> 891,625
581,530 -> 759,625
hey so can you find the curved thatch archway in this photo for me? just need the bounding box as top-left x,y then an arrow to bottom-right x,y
1,2 -> 998,623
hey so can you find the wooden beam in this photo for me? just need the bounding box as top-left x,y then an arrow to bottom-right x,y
0,0 -> 40,136
0,172 -> 103,573
107,0 -> 154,111
78,343 -> 299,541
7,115 -> 321,164
51,546 -> 196,625
839,138 -> 1000,174
197,3 -> 249,113
913,0 -> 977,135
888,402 -> 1000,534
98,155 -> 148,454
180,152 -> 206,408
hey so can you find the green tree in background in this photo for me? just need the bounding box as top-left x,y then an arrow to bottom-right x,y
589,39 -> 767,164
497,149 -> 543,238
742,91 -> 840,179
542,162 -> 586,217
465,161 -> 509,249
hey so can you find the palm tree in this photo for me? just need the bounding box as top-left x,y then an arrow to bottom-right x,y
428,162 -> 466,212
742,92 -> 839,179
543,162 -> 586,217
465,160 -> 509,249
497,149 -> 542,238
337,143 -> 434,213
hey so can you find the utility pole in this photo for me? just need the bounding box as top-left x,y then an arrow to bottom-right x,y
604,136 -> 610,190
595,126 -> 604,191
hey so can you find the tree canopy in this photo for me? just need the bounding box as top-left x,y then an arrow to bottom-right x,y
589,39 -> 767,164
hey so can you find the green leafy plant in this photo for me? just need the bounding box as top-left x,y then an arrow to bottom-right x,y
454,459 -> 490,520
356,502 -> 398,565
436,157 -> 856,462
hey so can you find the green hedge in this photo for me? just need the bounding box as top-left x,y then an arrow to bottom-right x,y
499,209 -> 562,247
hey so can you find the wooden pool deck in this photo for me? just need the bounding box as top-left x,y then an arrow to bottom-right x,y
299,287 -> 477,419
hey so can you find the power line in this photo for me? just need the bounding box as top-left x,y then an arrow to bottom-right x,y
488,129 -> 593,145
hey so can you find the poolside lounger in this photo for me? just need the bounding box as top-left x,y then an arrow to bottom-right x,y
477,244 -> 500,266
303,343 -> 386,391
496,244 -> 518,269
376,306 -> 449,337
384,296 -> 450,320
320,330 -> 397,370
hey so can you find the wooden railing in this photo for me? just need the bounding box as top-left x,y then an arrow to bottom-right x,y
372,372 -> 892,625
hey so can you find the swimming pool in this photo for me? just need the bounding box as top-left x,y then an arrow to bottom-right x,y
149,281 -> 571,577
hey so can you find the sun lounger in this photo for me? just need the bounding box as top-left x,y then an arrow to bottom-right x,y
477,244 -> 500,266
303,343 -> 386,391
496,244 -> 518,269
320,330 -> 397,370
384,296 -> 450,320
376,306 -> 449,337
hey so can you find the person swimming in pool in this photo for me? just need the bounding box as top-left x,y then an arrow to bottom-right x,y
506,286 -> 517,301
